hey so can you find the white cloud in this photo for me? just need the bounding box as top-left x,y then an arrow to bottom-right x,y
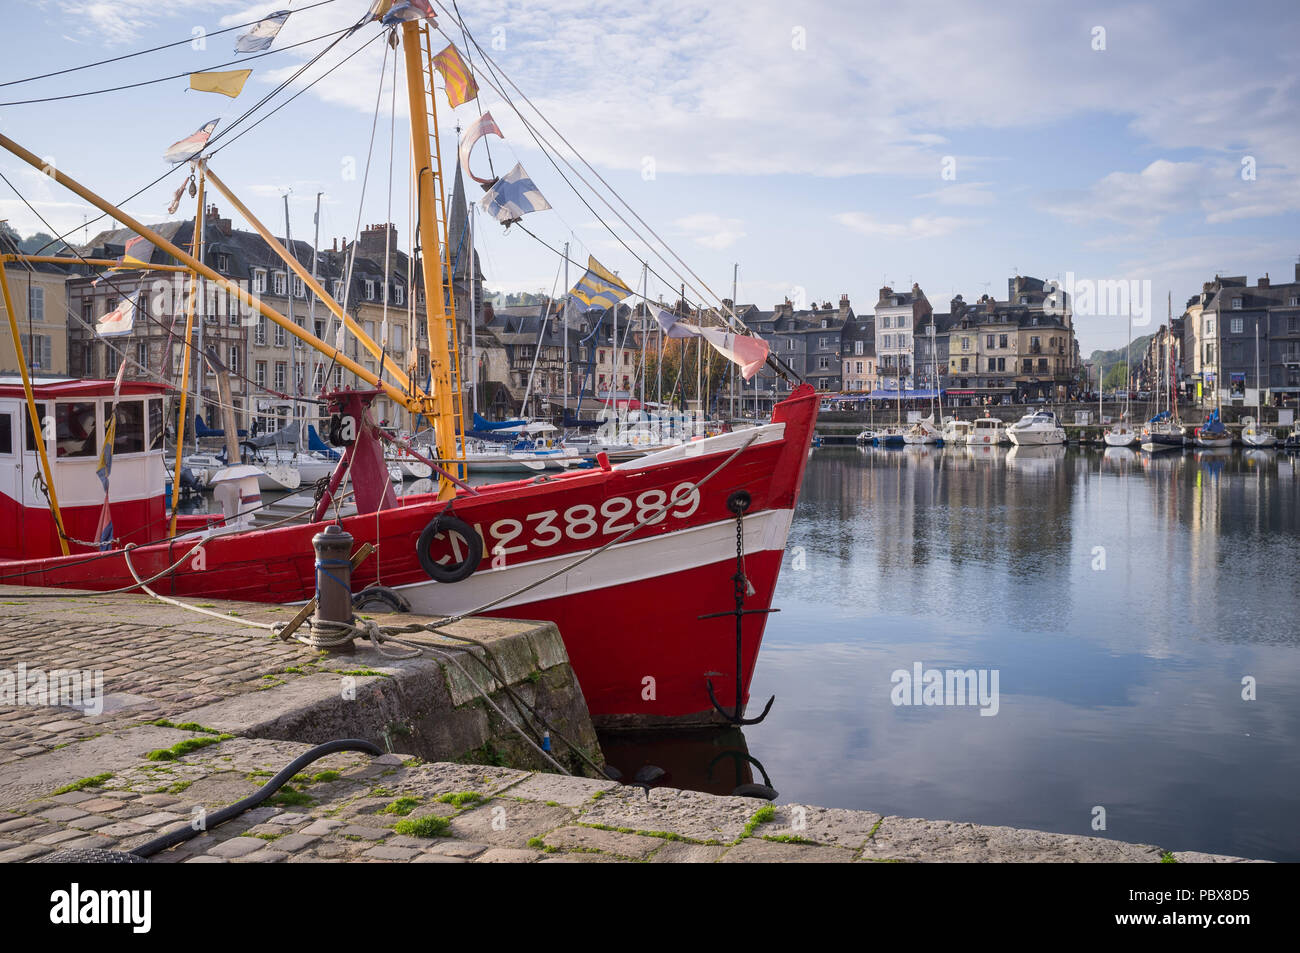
675,213 -> 746,250
916,181 -> 998,207
835,212 -> 970,240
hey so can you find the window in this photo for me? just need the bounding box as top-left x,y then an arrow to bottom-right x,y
854,340 -> 863,356
818,337 -> 828,348
136,340 -> 148,368
856,361 -> 863,374
364,280 -> 375,300
255,316 -> 267,345
48,402 -> 97,458
274,362 -> 287,391
25,334 -> 52,370
986,335 -> 995,348
292,276 -> 305,299
999,334 -> 1008,348
332,280 -> 345,300
0,412 -> 11,455
418,355 -> 428,379
392,325 -> 403,350
786,339 -> 795,351
961,337 -> 970,351
882,335 -> 891,349
1019,295 -> 1028,305
229,345 -> 241,375
960,357 -> 969,372
216,253 -> 230,273
818,357 -> 829,370
597,349 -> 605,364
253,270 -> 267,294
1290,296 -> 1299,307
1231,298 -> 1242,310
27,285 -> 44,322
255,361 -> 267,388
112,401 -> 145,454
395,285 -> 405,306
1230,318 -> 1243,334
273,272 -> 287,296
623,351 -> 630,365
274,322 -> 286,347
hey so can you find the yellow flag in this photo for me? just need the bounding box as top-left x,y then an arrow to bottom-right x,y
432,44 -> 479,107
190,69 -> 252,98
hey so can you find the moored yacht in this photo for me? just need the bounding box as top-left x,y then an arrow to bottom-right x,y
1241,416 -> 1278,448
941,417 -> 972,446
1006,410 -> 1065,446
1140,411 -> 1185,452
966,416 -> 1007,446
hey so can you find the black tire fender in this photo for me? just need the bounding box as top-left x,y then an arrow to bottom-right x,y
416,513 -> 483,583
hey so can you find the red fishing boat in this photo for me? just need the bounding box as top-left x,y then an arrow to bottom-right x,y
0,9 -> 817,727
0,378 -> 815,726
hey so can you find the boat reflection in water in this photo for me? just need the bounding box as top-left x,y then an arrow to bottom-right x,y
598,728 -> 777,800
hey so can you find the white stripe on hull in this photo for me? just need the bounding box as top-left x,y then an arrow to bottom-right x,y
395,507 -> 796,617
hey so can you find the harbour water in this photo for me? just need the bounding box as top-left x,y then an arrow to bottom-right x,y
608,444 -> 1300,862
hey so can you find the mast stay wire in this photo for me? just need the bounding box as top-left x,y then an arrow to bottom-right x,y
26,28 -> 376,259
0,0 -> 343,89
0,26 -> 356,107
431,3 -> 752,337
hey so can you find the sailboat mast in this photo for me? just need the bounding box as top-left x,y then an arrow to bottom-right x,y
284,193 -> 297,440
400,20 -> 460,496
307,190 -> 321,450
469,200 -> 477,416
562,240 -> 569,430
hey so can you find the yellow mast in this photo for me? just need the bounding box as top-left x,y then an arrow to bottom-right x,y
168,172 -> 204,536
402,19 -> 464,495
0,262 -> 70,555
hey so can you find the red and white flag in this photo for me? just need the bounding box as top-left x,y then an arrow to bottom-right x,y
95,294 -> 138,338
164,119 -> 219,164
458,112 -> 503,186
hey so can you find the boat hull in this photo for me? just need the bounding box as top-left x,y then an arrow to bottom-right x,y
2,384 -> 819,726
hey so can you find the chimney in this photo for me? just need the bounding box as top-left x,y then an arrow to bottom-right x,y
1258,274 -> 1270,288
358,223 -> 398,262
1295,262 -> 1300,282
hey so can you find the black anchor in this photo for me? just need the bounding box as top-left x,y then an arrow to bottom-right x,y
700,489 -> 777,726
706,749 -> 779,801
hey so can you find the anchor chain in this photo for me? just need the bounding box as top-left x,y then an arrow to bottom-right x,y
701,489 -> 776,726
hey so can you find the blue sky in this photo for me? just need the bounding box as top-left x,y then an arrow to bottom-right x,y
1,0 -> 1297,354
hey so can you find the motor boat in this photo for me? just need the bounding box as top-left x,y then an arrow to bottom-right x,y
1006,410 -> 1065,446
966,416 -> 1007,446
941,418 -> 972,446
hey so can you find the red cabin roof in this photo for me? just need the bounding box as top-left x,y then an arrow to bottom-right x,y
0,377 -> 173,400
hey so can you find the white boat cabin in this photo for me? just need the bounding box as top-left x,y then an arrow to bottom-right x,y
0,377 -> 169,560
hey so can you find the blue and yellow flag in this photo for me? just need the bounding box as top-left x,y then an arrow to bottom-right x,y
568,256 -> 632,311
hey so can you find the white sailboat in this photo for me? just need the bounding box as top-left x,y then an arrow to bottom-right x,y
1104,302 -> 1138,447
1242,324 -> 1277,447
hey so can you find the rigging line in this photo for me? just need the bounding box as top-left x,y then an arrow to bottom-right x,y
0,0 -> 343,89
27,33 -> 368,259
322,36 -> 390,391
435,5 -> 752,335
0,26 -> 356,107
449,0 -> 494,180
0,171 -> 324,406
205,30 -> 373,154
429,22 -> 713,334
